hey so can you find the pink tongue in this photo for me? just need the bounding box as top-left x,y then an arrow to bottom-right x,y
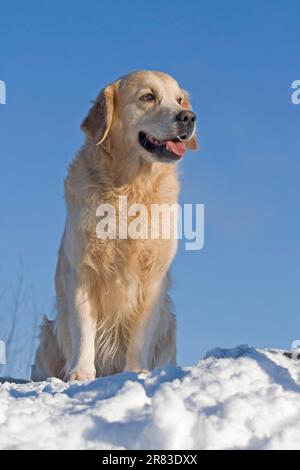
165,140 -> 186,157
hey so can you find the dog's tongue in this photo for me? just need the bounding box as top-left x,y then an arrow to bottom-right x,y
165,140 -> 186,157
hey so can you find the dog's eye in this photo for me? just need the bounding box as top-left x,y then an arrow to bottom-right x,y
141,93 -> 156,102
177,97 -> 183,105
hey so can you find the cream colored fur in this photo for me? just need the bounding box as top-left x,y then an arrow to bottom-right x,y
32,70 -> 197,381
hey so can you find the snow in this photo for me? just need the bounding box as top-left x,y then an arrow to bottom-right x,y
1,346 -> 300,450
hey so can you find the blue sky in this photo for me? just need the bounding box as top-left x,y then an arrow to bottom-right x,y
0,0 -> 300,371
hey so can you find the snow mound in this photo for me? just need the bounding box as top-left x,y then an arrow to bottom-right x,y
1,346 -> 300,450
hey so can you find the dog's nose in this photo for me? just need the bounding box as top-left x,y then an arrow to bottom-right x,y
176,110 -> 196,125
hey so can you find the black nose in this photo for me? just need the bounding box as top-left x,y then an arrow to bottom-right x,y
176,110 -> 196,124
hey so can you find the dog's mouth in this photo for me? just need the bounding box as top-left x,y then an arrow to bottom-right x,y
138,131 -> 186,162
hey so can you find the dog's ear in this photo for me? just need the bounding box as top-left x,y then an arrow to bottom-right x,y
81,83 -> 115,144
181,89 -> 198,151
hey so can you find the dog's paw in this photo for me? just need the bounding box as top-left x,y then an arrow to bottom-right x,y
64,370 -> 96,382
137,369 -> 151,379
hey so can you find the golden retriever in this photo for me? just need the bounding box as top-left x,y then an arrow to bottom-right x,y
32,70 -> 197,381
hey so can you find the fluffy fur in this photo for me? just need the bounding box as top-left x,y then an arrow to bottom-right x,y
32,70 -> 197,381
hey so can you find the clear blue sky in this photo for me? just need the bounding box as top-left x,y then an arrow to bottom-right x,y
1,0 -> 300,369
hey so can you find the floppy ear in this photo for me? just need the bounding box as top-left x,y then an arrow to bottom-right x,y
81,83 -> 115,144
181,89 -> 198,150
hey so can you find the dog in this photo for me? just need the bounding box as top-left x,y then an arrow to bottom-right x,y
32,70 -> 197,381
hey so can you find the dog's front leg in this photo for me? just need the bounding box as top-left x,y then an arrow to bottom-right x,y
124,324 -> 155,374
64,279 -> 97,382
124,279 -> 165,373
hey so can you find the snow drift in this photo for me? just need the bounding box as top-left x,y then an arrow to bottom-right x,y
1,346 -> 300,450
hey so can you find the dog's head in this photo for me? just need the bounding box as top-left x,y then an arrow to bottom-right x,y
81,70 -> 197,164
